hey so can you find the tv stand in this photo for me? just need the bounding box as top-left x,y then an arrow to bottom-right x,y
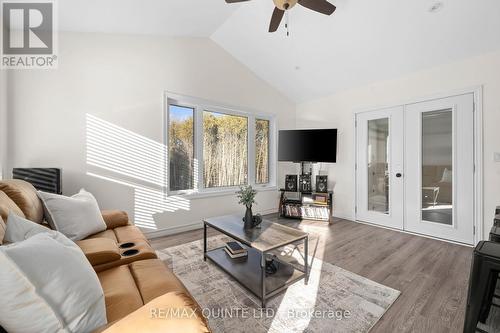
279,189 -> 333,224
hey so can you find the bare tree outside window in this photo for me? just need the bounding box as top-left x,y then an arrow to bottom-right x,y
168,105 -> 194,191
255,119 -> 270,184
203,111 -> 248,187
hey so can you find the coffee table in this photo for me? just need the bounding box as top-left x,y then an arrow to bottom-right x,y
203,215 -> 309,308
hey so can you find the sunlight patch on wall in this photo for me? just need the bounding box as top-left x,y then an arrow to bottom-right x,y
134,186 -> 190,229
86,114 -> 167,187
86,114 -> 191,230
87,171 -> 191,230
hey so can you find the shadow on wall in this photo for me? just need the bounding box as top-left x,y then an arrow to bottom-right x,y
85,114 -> 191,230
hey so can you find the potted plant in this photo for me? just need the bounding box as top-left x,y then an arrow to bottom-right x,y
236,185 -> 257,230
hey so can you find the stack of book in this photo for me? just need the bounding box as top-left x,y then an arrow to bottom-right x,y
224,241 -> 248,259
301,205 -> 330,220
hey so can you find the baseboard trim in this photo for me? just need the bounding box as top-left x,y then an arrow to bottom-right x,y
143,221 -> 203,239
256,208 -> 279,216
143,209 -> 279,239
333,213 -> 355,221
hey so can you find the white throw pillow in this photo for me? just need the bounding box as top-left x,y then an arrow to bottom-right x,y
37,189 -> 107,241
4,211 -> 54,243
0,232 -> 107,333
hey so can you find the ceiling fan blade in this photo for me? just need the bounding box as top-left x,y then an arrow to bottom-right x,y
225,0 -> 251,3
298,0 -> 336,15
269,7 -> 285,32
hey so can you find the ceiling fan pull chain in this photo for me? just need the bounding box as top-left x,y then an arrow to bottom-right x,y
285,10 -> 290,36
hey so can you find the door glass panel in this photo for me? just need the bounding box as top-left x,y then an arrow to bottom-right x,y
421,110 -> 453,225
367,118 -> 389,214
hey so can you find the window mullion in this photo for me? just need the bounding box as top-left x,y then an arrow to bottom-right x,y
270,116 -> 277,187
248,115 -> 256,186
164,96 -> 170,194
195,107 -> 204,191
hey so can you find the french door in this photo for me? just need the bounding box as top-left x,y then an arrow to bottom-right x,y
355,106 -> 404,229
355,94 -> 475,244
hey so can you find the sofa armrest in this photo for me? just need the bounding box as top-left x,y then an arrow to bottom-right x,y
102,210 -> 130,229
77,238 -> 121,266
100,292 -> 210,333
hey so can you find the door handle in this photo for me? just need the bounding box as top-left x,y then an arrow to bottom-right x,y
396,173 -> 402,178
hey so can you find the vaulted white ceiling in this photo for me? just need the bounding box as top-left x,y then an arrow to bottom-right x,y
59,0 -> 500,103
59,0 -> 238,37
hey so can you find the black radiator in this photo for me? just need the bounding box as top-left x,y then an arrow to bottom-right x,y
12,168 -> 62,194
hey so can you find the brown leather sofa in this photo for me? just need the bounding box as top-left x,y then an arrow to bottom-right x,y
0,179 -> 210,333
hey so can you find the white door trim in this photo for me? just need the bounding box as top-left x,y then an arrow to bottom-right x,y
353,86 -> 483,245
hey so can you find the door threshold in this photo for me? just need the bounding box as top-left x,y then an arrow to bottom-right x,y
354,219 -> 474,247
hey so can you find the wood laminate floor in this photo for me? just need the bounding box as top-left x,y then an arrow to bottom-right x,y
150,215 -> 473,333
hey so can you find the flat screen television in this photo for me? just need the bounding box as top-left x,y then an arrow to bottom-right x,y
278,129 -> 337,163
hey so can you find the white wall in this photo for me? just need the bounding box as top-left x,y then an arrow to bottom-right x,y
296,50 -> 500,240
0,70 -> 7,180
6,32 -> 296,236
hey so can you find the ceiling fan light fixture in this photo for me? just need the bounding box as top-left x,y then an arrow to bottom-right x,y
226,0 -> 336,33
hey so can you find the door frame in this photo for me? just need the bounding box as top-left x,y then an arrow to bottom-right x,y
353,86 -> 483,245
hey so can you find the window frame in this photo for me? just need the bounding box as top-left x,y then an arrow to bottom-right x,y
254,118 -> 271,185
167,103 -> 196,193
164,92 -> 277,197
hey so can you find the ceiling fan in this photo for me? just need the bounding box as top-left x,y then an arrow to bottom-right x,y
225,0 -> 336,32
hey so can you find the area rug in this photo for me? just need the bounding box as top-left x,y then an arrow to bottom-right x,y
157,235 -> 400,333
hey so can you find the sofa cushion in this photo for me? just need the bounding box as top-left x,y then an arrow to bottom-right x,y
89,229 -> 118,242
98,265 -> 144,323
88,225 -> 147,244
0,190 -> 26,222
129,259 -> 188,304
113,225 -> 148,243
98,292 -> 210,333
0,180 -> 44,223
37,189 -> 107,241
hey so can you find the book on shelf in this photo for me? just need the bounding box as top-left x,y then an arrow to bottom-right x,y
283,202 -> 330,220
224,247 -> 248,259
225,241 -> 246,254
302,196 -> 314,204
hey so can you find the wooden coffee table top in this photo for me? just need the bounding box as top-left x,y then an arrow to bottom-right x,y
203,215 -> 308,252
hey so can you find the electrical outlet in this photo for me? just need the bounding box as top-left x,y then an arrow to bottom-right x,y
495,152 -> 500,162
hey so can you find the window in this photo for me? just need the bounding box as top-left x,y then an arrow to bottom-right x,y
168,105 -> 194,191
255,119 -> 270,184
203,111 -> 248,188
166,94 -> 275,194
